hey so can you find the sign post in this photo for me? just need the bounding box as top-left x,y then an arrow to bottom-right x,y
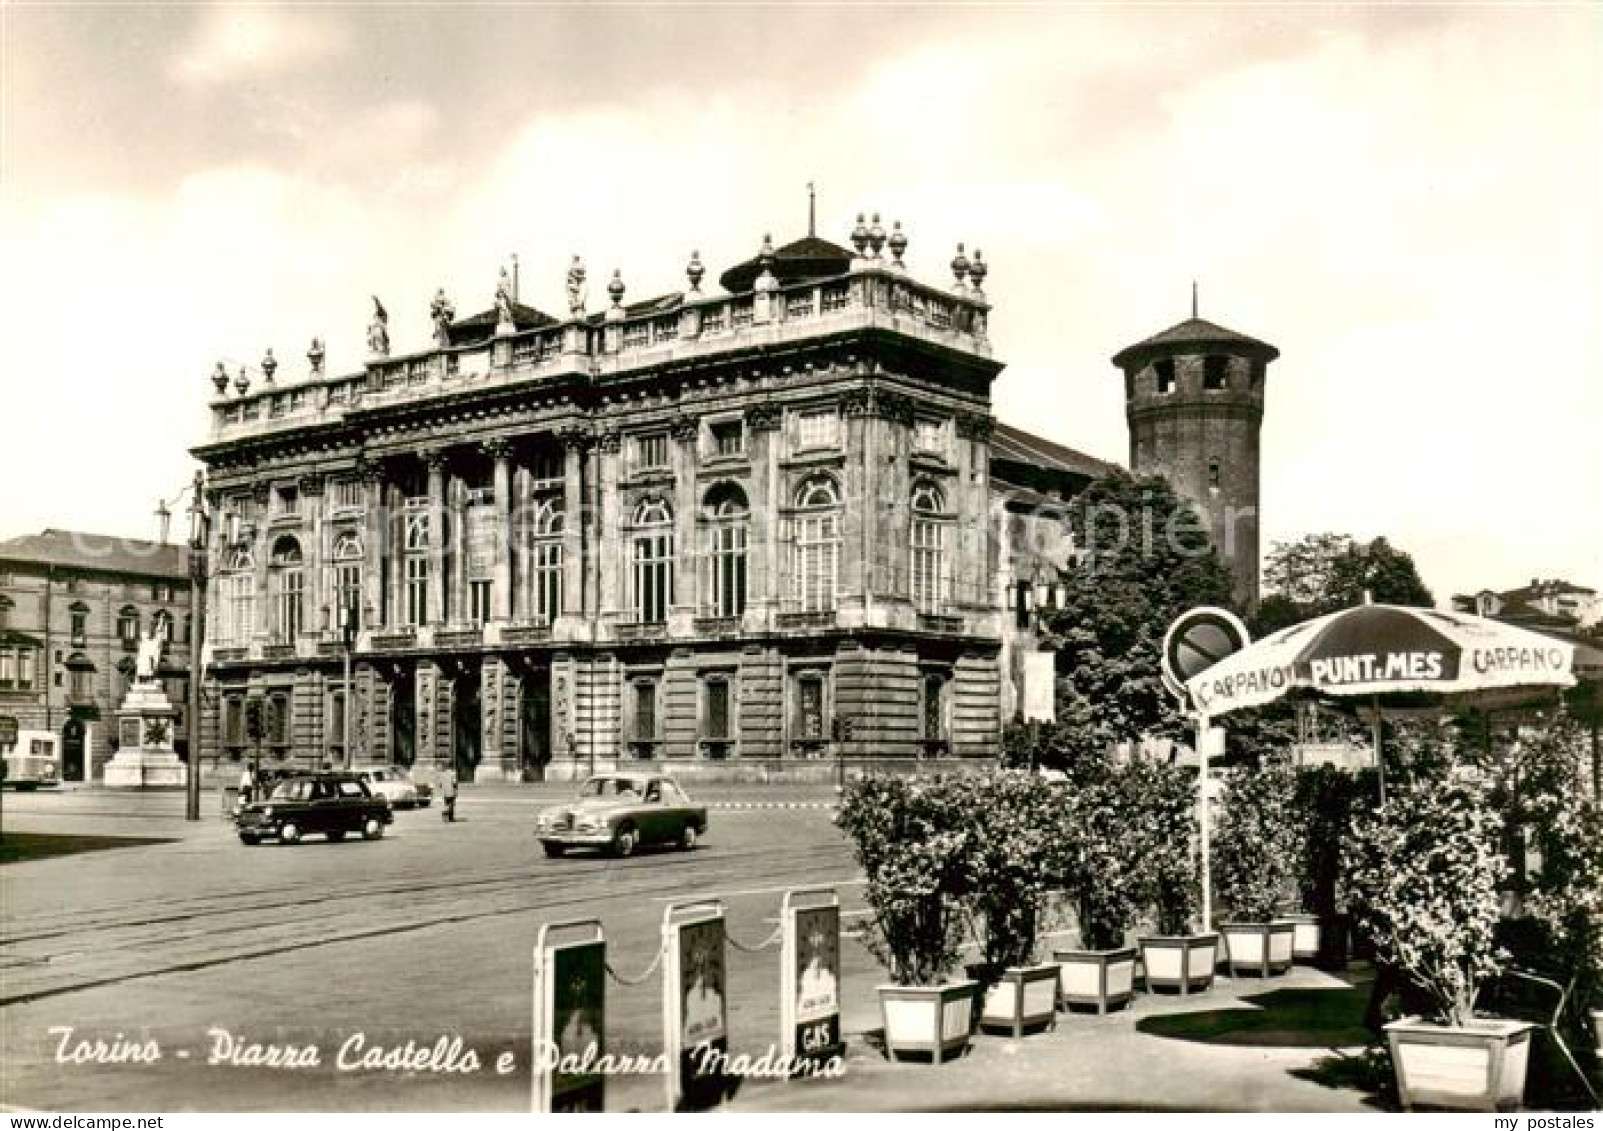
1160,607 -> 1252,934
779,887 -> 843,1074
531,918 -> 606,1113
662,900 -> 729,1112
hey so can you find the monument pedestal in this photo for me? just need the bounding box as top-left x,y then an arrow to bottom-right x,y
104,682 -> 186,790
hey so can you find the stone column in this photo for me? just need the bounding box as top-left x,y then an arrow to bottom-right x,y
449,473 -> 468,624
361,462 -> 386,628
670,413 -> 699,617
415,659 -> 441,772
487,440 -> 512,621
743,403 -> 782,613
252,482 -> 272,643
560,429 -> 587,622
301,474 -> 326,634
595,430 -> 620,616
424,451 -> 446,625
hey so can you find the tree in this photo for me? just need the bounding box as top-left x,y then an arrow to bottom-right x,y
1035,472 -> 1234,770
1259,532 -> 1434,634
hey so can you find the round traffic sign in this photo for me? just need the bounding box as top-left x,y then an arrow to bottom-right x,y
1161,607 -> 1251,704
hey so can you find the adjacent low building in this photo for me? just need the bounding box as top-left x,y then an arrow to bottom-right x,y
0,530 -> 192,780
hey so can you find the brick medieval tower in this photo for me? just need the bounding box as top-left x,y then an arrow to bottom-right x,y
1112,304 -> 1278,607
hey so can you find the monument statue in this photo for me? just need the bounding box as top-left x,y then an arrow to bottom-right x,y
430,288 -> 456,346
566,256 -> 588,317
495,268 -> 515,328
135,624 -> 166,682
368,296 -> 390,356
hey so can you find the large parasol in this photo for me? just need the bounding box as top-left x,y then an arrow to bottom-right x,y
1184,601 -> 1576,799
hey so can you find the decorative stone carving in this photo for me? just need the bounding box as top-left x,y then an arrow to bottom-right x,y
868,213 -> 886,260
212,362 -> 229,395
874,389 -> 916,426
252,481 -> 272,508
850,214 -> 869,260
956,411 -> 994,442
368,296 -> 390,357
307,337 -> 326,376
558,424 -> 594,452
261,348 -> 278,385
888,221 -> 907,270
967,249 -> 989,297
744,402 -> 781,433
606,269 -> 625,313
431,288 -> 457,347
595,429 -> 622,454
298,473 -> 325,497
566,256 -> 588,317
669,414 -> 700,444
951,243 -> 971,293
422,448 -> 449,473
840,387 -> 873,418
481,437 -> 512,461
686,250 -> 705,295
494,269 -> 514,333
234,366 -> 251,396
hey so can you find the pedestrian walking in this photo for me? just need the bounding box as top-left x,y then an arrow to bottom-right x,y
238,765 -> 255,806
441,767 -> 458,823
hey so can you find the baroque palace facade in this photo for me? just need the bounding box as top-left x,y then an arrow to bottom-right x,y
191,219 -> 1111,781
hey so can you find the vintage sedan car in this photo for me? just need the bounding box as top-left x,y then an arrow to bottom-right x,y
533,774 -> 707,857
235,773 -> 393,845
355,766 -> 423,809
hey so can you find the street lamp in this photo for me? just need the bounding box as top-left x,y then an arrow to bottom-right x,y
335,594 -> 369,770
184,470 -> 210,822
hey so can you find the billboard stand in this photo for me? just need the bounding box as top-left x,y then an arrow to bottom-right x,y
531,918 -> 606,1113
779,886 -> 844,1076
662,899 -> 731,1112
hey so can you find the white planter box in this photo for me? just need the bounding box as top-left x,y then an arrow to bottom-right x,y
976,964 -> 1060,1036
1273,913 -> 1322,961
1219,922 -> 1295,977
1591,1008 -> 1602,1059
878,981 -> 977,1064
1385,1016 -> 1535,1112
1053,947 -> 1137,1014
1137,934 -> 1219,995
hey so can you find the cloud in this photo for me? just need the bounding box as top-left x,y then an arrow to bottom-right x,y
169,6 -> 349,85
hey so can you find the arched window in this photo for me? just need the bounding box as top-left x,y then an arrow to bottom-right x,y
332,532 -> 364,627
220,549 -> 255,645
69,601 -> 90,645
269,535 -> 304,643
703,484 -> 748,619
910,483 -> 947,614
632,498 -> 674,624
117,605 -> 140,646
793,476 -> 841,613
531,497 -> 564,625
404,512 -> 430,626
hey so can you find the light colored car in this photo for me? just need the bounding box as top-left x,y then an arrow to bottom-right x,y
533,773 -> 707,858
355,766 -> 420,809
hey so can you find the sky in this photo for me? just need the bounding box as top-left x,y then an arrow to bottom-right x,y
1,2 -> 1599,604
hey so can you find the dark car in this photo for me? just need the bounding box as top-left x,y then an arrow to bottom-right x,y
533,773 -> 707,857
235,773 -> 392,845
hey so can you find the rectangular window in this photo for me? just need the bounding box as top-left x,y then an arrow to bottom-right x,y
636,433 -> 669,471
329,691 -> 346,755
0,648 -> 15,689
794,673 -> 826,741
70,668 -> 91,699
704,678 -> 731,740
279,487 -> 299,516
336,564 -> 362,625
710,420 -> 744,458
405,558 -> 429,626
224,697 -> 244,746
1155,359 -> 1176,395
268,693 -> 290,746
70,610 -> 87,643
333,479 -> 364,509
1204,355 -> 1229,391
469,580 -> 493,625
532,542 -> 564,624
633,680 -> 658,741
530,449 -> 564,487
18,649 -> 35,690
922,673 -> 948,742
633,533 -> 673,623
796,409 -> 839,450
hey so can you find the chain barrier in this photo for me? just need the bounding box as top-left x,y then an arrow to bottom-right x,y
726,923 -> 783,955
605,942 -> 666,987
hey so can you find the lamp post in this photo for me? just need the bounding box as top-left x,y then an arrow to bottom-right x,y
184,470 -> 210,822
337,595 -> 367,770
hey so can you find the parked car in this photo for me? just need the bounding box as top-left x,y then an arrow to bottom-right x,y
355,766 -> 422,809
235,773 -> 392,845
533,774 -> 707,857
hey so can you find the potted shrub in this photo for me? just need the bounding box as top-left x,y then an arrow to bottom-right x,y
837,775 -> 978,1063
1052,759 -> 1146,1014
958,772 -> 1062,1036
1284,765 -> 1360,967
1213,764 -> 1298,978
1135,761 -> 1219,995
1350,774 -> 1535,1112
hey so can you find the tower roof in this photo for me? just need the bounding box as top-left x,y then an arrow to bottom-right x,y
717,234 -> 854,295
1111,317 -> 1279,370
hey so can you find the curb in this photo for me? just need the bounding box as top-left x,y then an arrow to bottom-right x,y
708,801 -> 838,811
